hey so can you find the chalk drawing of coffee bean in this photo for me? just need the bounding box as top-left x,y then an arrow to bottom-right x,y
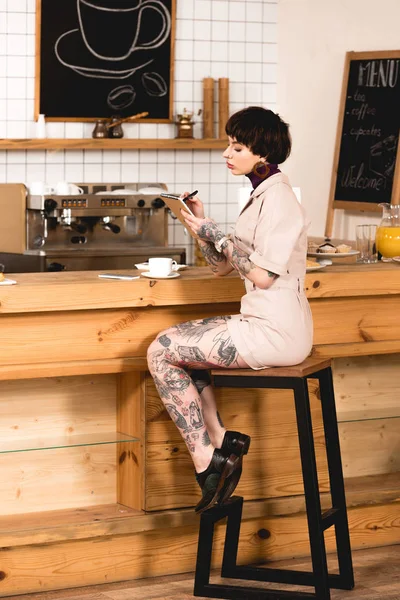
107,85 -> 136,110
142,72 -> 167,97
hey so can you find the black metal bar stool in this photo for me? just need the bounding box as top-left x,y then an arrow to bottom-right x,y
194,356 -> 354,600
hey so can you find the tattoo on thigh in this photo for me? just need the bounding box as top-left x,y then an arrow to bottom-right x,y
158,334 -> 171,347
212,330 -> 238,366
177,345 -> 206,363
174,316 -> 230,343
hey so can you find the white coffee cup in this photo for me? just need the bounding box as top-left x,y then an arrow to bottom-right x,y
29,181 -> 55,195
55,182 -> 84,195
148,257 -> 177,277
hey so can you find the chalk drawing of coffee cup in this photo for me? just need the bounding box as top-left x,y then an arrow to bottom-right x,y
77,0 -> 171,61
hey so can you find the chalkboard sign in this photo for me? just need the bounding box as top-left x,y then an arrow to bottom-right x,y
326,51 -> 400,236
35,0 -> 176,122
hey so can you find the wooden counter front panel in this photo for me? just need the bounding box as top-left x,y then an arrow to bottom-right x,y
1,295 -> 400,369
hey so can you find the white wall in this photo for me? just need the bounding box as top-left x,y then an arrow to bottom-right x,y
278,0 -> 400,239
0,0 -> 277,263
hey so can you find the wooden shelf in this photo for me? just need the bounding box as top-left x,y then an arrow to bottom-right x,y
0,138 -> 228,151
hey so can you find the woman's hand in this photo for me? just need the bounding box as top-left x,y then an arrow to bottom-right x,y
180,191 -> 205,219
182,212 -> 224,244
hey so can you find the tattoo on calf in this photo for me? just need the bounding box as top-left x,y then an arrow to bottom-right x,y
202,430 -> 211,446
164,367 -> 191,393
189,401 -> 204,429
153,374 -> 172,400
166,404 -> 192,434
184,434 -> 195,454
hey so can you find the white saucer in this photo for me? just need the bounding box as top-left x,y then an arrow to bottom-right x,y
142,271 -> 180,279
306,265 -> 326,272
135,263 -> 188,271
55,29 -> 154,79
0,278 -> 17,285
307,250 -> 359,258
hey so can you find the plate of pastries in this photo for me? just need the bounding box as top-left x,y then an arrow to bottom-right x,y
307,240 -> 359,258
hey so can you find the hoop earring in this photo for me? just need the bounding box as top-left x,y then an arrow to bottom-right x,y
252,161 -> 270,179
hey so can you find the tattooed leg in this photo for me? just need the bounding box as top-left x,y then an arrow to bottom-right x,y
147,316 -> 249,473
190,369 -> 226,449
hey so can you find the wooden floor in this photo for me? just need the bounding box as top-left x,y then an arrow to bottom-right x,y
6,545 -> 400,600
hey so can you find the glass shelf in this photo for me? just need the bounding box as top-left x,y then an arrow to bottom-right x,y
0,432 -> 139,454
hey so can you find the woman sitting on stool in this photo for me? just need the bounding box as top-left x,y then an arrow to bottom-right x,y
147,106 -> 313,514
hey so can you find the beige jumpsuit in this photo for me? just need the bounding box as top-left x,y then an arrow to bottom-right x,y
226,172 -> 313,369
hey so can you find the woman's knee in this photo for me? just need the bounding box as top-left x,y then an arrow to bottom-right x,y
146,328 -> 174,372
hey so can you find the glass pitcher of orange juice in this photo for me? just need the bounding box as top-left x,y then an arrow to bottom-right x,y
376,204 -> 400,259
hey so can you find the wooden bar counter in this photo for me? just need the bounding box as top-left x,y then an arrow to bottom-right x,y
0,264 -> 399,596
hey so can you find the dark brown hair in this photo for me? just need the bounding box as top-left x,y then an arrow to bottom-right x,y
225,106 -> 291,164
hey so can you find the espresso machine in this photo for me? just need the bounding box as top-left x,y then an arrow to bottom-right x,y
0,183 -> 186,272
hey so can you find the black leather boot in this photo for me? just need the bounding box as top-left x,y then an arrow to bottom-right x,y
221,430 -> 251,457
195,449 -> 240,514
217,431 -> 251,505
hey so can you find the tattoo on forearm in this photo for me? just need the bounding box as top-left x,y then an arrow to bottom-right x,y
197,220 -> 224,243
230,245 -> 257,276
199,241 -> 226,273
217,411 -> 224,427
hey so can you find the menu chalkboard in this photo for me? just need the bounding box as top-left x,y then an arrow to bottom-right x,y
35,0 -> 176,122
326,51 -> 400,236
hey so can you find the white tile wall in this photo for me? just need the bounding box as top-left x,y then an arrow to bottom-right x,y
0,0 -> 277,263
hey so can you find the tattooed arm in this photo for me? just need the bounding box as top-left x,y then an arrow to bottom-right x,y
184,213 -> 277,287
197,239 -> 234,275
219,238 -> 278,289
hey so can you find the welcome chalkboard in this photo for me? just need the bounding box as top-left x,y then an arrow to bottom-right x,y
35,0 -> 176,122
326,51 -> 400,236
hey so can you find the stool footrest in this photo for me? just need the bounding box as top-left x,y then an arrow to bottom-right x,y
221,566 -> 349,590
321,507 -> 340,530
197,583 -> 316,599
